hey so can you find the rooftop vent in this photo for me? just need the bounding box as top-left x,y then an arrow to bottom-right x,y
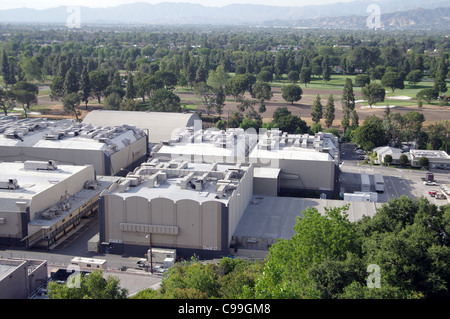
0,178 -> 19,190
24,160 -> 58,171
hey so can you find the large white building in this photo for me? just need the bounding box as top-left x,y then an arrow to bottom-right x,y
0,161 -> 113,249
82,110 -> 202,144
249,130 -> 340,197
153,127 -> 340,197
98,158 -> 253,259
0,116 -> 148,176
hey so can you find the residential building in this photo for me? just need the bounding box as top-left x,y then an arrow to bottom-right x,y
410,149 -> 450,169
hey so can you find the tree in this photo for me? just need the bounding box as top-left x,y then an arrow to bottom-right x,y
407,70 -> 423,85
1,49 -> 12,87
299,66 -> 311,87
89,70 -> 109,103
384,154 -> 393,166
225,73 -> 255,98
0,87 -> 15,115
434,58 -> 448,94
155,70 -> 178,90
271,107 -> 308,134
63,67 -> 79,96
11,81 -> 38,118
287,70 -> 299,83
103,92 -> 122,110
193,82 -> 215,115
311,94 -> 323,124
354,74 -> 370,88
416,88 -> 438,104
399,154 -> 409,167
381,71 -> 405,93
350,110 -> 359,128
21,56 -> 43,83
361,83 -> 385,107
149,88 -> 181,112
341,78 -> 355,117
274,51 -> 287,80
47,270 -> 127,299
281,84 -> 302,105
250,81 -> 272,114
254,205 -> 357,298
321,55 -> 331,84
257,69 -> 273,83
50,76 -> 65,101
207,65 -> 230,90
80,66 -> 91,109
352,115 -> 387,151
324,95 -> 335,128
62,92 -> 81,121
418,156 -> 429,169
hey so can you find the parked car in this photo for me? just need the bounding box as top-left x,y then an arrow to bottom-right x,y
436,193 -> 447,199
423,181 -> 438,186
429,190 -> 437,197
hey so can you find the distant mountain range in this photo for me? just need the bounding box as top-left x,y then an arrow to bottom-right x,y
0,0 -> 448,29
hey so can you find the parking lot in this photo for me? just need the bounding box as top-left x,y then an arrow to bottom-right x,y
339,143 -> 450,206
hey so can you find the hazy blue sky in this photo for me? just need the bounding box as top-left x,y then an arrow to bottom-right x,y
0,0 -> 358,10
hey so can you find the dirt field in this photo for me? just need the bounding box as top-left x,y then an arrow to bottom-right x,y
178,86 -> 450,127
29,86 -> 450,129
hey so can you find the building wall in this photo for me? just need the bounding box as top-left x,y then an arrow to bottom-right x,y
0,210 -> 22,243
108,136 -> 148,175
0,260 -> 27,299
28,165 -> 95,219
0,259 -> 47,299
100,165 -> 254,258
258,158 -> 335,193
101,194 -> 226,258
0,146 -> 105,175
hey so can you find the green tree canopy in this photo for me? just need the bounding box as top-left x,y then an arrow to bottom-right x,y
281,84 -> 302,105
48,270 -> 127,299
361,83 -> 385,107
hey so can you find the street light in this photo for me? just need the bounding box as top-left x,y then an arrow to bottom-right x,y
146,234 -> 153,274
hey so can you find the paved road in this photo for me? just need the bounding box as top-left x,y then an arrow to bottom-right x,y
339,143 -> 450,206
0,213 -> 162,296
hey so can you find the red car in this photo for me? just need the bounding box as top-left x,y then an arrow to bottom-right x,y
428,190 -> 437,197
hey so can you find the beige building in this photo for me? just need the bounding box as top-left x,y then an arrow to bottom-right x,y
410,149 -> 450,169
82,110 -> 202,144
0,116 -> 148,176
0,258 -> 48,299
0,161 -> 113,248
248,130 -> 340,197
98,158 -> 253,259
153,127 -> 340,197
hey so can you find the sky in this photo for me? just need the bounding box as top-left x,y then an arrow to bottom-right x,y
0,0 -> 358,11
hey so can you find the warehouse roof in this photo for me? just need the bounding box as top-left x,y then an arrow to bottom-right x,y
0,117 -> 146,155
233,196 -> 380,240
0,161 -> 92,212
102,158 -> 251,204
82,110 -> 201,144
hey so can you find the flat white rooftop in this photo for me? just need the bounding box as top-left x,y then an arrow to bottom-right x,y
233,196 -> 380,240
106,160 -> 250,204
0,162 -> 90,205
0,117 -> 146,154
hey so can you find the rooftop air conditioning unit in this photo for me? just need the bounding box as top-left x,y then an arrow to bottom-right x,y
24,160 -> 58,171
0,178 -> 20,190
